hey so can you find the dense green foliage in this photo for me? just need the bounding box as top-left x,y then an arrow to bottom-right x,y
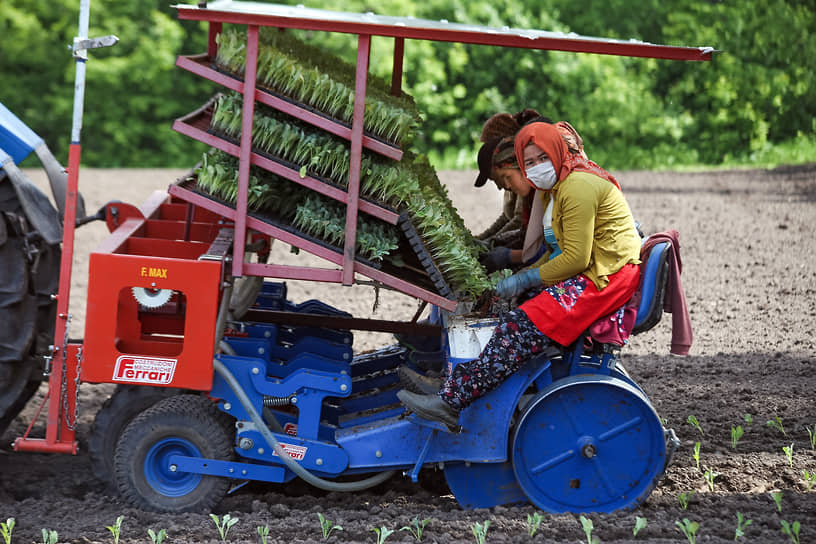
1,0 -> 813,169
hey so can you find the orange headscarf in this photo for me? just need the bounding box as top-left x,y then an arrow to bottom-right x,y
514,122 -> 621,190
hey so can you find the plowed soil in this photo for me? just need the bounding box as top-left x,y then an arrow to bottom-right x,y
2,165 -> 815,543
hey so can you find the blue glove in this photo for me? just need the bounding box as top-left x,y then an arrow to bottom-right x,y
479,246 -> 512,273
495,268 -> 543,299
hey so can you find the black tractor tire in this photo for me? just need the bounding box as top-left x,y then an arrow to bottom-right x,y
0,361 -> 40,438
113,394 -> 235,513
88,385 -> 186,485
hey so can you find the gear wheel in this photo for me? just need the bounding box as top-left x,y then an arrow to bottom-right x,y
131,287 -> 173,308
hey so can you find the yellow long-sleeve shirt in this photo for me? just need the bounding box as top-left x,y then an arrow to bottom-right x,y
532,171 -> 641,290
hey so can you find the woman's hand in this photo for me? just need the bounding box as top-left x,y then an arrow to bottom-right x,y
495,268 -> 542,299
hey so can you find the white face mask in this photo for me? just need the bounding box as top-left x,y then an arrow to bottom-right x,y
526,160 -> 558,190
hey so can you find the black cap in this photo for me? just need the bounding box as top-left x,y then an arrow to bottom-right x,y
474,138 -> 501,187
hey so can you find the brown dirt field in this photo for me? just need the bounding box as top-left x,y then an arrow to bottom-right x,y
1,164 -> 815,543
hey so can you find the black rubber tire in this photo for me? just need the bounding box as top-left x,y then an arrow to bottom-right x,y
88,385 -> 185,485
113,394 -> 235,512
0,361 -> 39,438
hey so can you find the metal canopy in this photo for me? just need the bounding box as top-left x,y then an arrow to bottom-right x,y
176,1 -> 715,61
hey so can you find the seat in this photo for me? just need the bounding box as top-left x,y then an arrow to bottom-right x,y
632,240 -> 671,334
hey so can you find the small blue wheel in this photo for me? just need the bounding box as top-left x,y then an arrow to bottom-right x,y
114,395 -> 234,512
511,375 -> 666,513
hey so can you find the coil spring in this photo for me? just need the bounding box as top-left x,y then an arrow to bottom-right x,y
263,395 -> 293,407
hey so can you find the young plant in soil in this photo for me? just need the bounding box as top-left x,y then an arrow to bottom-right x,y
257,525 -> 270,544
734,512 -> 752,541
371,526 -> 394,544
807,423 -> 815,449
106,516 -> 124,544
579,515 -> 599,544
400,517 -> 430,541
783,443 -> 795,468
767,416 -> 787,436
693,441 -> 701,470
147,528 -> 167,544
633,516 -> 647,537
527,512 -> 544,537
41,529 -> 58,544
704,468 -> 719,492
803,469 -> 816,491
780,520 -> 801,544
677,490 -> 694,510
471,520 -> 490,544
675,518 -> 699,544
687,415 -> 704,435
210,514 -> 239,543
744,413 -> 753,425
771,491 -> 784,513
731,424 -> 744,449
1,519 -> 14,544
317,513 -> 343,540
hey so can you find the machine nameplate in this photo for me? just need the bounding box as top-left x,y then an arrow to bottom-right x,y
113,356 -> 177,385
140,266 -> 168,278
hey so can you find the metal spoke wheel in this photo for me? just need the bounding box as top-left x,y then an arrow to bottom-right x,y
113,394 -> 235,512
511,374 -> 666,513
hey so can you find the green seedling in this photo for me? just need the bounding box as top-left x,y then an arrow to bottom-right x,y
1,519 -> 14,544
767,416 -> 786,436
734,512 -> 752,541
807,424 -> 815,449
693,441 -> 701,470
41,529 -> 58,544
106,516 -> 124,544
633,516 -> 647,537
771,491 -> 783,512
527,512 -> 544,537
400,517 -> 430,541
783,443 -> 794,468
579,515 -> 599,544
744,413 -> 753,425
471,520 -> 490,544
148,529 -> 167,544
316,513 -> 342,540
704,468 -> 719,492
780,520 -> 801,544
687,415 -> 704,435
210,514 -> 239,543
803,469 -> 816,491
677,490 -> 694,510
731,425 -> 744,449
257,525 -> 269,544
675,518 -> 699,544
370,526 -> 394,544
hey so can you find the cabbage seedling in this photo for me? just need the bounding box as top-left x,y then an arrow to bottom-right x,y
527,512 -> 544,537
106,516 -> 124,544
210,514 -> 239,543
371,526 -> 394,544
579,515 -> 599,544
704,468 -> 719,492
783,444 -> 795,468
771,491 -> 783,513
1,519 -> 14,544
472,521 -> 490,544
687,415 -> 703,435
257,525 -> 269,544
744,413 -> 753,425
734,512 -> 752,541
316,513 -> 342,540
633,516 -> 647,537
675,518 -> 699,544
803,469 -> 816,491
693,442 -> 701,470
731,425 -> 744,449
147,529 -> 167,544
767,416 -> 786,436
41,529 -> 58,544
677,490 -> 694,510
400,517 -> 430,541
807,424 -> 815,449
780,520 -> 801,544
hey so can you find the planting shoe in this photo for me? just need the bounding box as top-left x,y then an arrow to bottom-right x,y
397,366 -> 443,396
397,389 -> 461,431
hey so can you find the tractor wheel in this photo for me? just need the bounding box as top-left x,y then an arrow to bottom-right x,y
88,385 -> 185,485
113,394 -> 235,512
0,361 -> 40,438
511,374 -> 666,513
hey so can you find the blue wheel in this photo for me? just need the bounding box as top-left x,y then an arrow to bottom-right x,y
511,375 -> 666,513
114,395 -> 234,512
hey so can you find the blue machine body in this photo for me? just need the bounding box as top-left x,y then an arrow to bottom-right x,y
159,241 -> 674,514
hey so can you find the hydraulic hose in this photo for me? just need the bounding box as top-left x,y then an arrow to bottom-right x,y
213,358 -> 396,492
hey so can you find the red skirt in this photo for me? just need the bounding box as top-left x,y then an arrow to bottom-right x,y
520,263 -> 640,346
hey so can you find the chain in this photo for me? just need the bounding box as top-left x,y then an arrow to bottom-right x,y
59,314 -> 81,431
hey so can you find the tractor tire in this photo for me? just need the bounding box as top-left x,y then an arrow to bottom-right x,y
88,385 -> 186,485
0,360 -> 39,438
113,394 -> 235,513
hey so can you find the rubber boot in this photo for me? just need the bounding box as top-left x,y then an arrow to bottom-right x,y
397,366 -> 442,396
397,389 -> 461,431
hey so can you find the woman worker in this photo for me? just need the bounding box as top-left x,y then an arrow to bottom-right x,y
397,121 -> 642,429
